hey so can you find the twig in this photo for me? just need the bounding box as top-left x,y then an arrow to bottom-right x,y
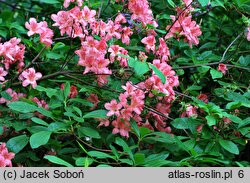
166,1 -> 194,35
76,135 -> 122,153
219,32 -> 243,63
11,46 -> 47,81
172,32 -> 247,70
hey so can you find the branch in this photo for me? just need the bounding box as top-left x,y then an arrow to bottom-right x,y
11,46 -> 47,81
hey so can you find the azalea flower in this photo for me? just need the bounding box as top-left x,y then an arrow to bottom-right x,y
0,67 -> 7,81
19,68 -> 42,88
218,63 -> 227,75
0,143 -> 15,167
141,35 -> 156,53
104,99 -> 122,116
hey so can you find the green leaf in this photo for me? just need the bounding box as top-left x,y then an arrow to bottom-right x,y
171,118 -> 189,129
46,52 -> 62,59
143,153 -> 170,167
6,135 -> 29,154
206,115 -> 217,126
1,91 -> 12,101
226,101 -> 242,110
78,127 -> 101,139
115,137 -> 134,163
0,127 -> 3,135
171,118 -> 201,133
30,131 -> 52,149
38,0 -> 60,4
149,64 -> 166,84
167,0 -> 175,8
130,119 -> 140,138
48,122 -> 67,132
187,85 -> 202,91
238,117 -> 250,129
219,139 -> 239,155
8,101 -> 37,113
44,155 -> 73,167
68,98 -> 94,107
134,153 -> 145,165
75,157 -> 94,167
64,82 -> 71,99
210,69 -> 223,79
223,113 -> 242,124
128,58 -> 149,76
88,151 -> 114,159
82,110 -> 107,119
35,85 -> 57,98
198,0 -> 210,6
72,106 -> 82,117
36,108 -> 54,118
31,117 -> 49,126
140,127 -> 153,138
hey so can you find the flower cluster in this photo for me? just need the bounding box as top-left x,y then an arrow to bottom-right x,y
104,82 -> 145,137
0,88 -> 26,104
165,1 -> 202,48
0,67 -> 7,83
138,60 -> 179,133
181,104 -> 198,118
25,18 -> 54,47
0,38 -> 25,72
19,68 -> 42,88
104,57 -> 179,137
51,6 -> 96,39
127,0 -> 158,27
75,36 -> 111,86
32,97 -> 49,119
0,143 -> 15,167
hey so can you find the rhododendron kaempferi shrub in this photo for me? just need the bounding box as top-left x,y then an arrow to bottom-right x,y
0,0 -> 249,167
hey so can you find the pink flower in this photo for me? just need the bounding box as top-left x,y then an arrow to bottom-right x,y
82,6 -> 96,23
196,125 -> 203,133
223,117 -> 232,124
128,0 -> 157,27
25,18 -> 54,47
61,84 -> 78,98
32,97 -> 49,119
63,0 -> 83,8
247,27 -> 250,41
19,68 -> 42,88
0,67 -> 7,81
122,27 -> 133,45
181,104 -> 198,118
0,88 -> 26,104
104,99 -> 122,116
97,119 -> 110,127
218,63 -> 227,75
197,93 -> 208,103
87,94 -> 100,110
0,38 -> 25,72
156,38 -> 170,62
112,117 -> 130,138
141,35 -> 156,52
165,11 -> 202,48
115,13 -> 126,24
0,143 -> 15,167
25,18 -> 43,36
